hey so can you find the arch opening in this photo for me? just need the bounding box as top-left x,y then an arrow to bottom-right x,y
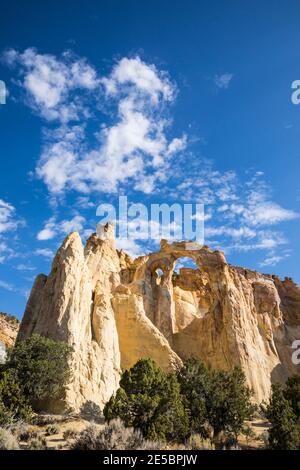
172,257 -> 200,287
154,268 -> 164,286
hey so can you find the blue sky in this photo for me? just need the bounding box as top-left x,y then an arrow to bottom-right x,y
0,0 -> 300,318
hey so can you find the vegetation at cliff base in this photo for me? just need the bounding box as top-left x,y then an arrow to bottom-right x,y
72,418 -> 161,450
0,334 -> 73,425
104,358 -> 189,442
104,357 -> 254,445
0,370 -> 32,425
265,375 -> 300,450
177,357 -> 255,441
5,334 -> 73,402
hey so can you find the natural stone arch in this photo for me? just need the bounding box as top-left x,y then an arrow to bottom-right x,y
147,258 -> 173,286
154,268 -> 164,285
129,240 -> 227,346
145,258 -> 174,338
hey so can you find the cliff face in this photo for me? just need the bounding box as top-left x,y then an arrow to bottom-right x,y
0,313 -> 19,363
17,226 -> 300,411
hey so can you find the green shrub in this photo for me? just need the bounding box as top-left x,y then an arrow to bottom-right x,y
283,375 -> 300,417
104,358 -> 189,442
72,419 -> 161,450
177,358 -> 210,436
6,334 -> 73,404
265,378 -> 300,450
0,427 -> 19,450
206,366 -> 254,441
178,358 -> 254,442
0,370 -> 32,426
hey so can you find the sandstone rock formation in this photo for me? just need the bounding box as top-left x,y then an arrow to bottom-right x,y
0,313 -> 19,363
17,224 -> 300,411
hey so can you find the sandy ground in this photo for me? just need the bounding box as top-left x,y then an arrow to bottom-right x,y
19,416 -> 90,450
18,415 -> 270,450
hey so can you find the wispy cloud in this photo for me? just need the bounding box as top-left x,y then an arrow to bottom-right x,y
0,199 -> 17,234
164,160 -> 298,267
259,253 -> 290,268
0,279 -> 29,297
37,215 -> 86,240
34,248 -> 54,259
214,73 -> 234,89
3,48 -> 99,123
2,49 -> 298,274
4,50 -> 187,197
15,264 -> 36,272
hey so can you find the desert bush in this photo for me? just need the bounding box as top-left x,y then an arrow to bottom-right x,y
72,419 -> 161,450
28,436 -> 47,450
5,334 -> 73,404
19,428 -> 38,442
104,358 -> 189,442
63,429 -> 78,440
187,433 -> 215,450
80,400 -> 103,423
45,424 -> 59,436
32,414 -> 64,426
0,427 -> 19,450
242,424 -> 256,445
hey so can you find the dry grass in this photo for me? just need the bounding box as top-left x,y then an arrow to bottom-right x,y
13,414 -> 270,450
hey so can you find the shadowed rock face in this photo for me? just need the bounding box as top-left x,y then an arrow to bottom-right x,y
18,226 -> 300,411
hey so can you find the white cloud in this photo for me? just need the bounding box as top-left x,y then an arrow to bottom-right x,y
3,48 -> 99,123
115,238 -> 145,259
166,160 -> 298,263
16,264 -> 36,271
205,226 -> 256,239
3,49 -> 298,271
59,215 -> 86,233
35,248 -> 54,259
0,242 -> 7,263
0,279 -> 14,291
0,241 -> 17,264
37,58 -> 187,194
0,279 -> 28,297
37,217 -> 57,240
167,135 -> 187,156
225,231 -> 287,253
0,199 -> 16,233
76,196 -> 95,209
37,215 -> 86,240
259,254 -> 289,268
214,73 -> 234,89
243,201 -> 299,226
102,56 -> 174,103
6,50 -> 186,196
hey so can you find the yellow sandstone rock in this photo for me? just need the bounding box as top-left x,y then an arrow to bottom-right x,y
17,224 -> 300,411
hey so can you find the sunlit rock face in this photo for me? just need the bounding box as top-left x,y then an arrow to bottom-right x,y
0,313 -> 19,363
0,341 -> 6,363
18,224 -> 300,411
